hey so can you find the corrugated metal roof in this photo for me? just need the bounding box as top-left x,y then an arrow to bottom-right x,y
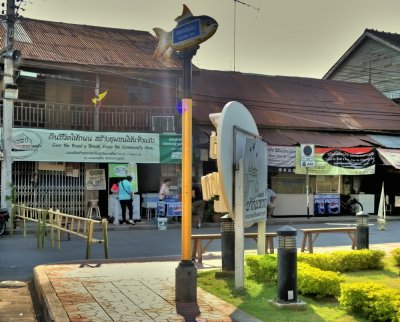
0,17 -> 180,70
192,70 -> 400,132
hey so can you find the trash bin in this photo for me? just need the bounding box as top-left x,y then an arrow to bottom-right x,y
157,217 -> 168,230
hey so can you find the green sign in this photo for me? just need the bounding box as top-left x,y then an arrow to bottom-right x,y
159,134 -> 182,164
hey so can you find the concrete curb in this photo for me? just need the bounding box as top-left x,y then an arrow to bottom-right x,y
33,265 -> 69,322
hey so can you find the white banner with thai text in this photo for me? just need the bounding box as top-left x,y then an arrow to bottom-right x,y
3,128 -> 160,163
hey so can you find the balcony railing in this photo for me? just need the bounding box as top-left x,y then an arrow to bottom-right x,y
0,100 -> 181,132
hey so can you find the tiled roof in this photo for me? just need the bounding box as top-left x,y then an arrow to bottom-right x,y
0,17 -> 180,70
193,70 -> 400,133
366,29 -> 400,48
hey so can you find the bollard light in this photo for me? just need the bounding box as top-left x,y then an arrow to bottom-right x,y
221,214 -> 235,272
356,211 -> 369,249
356,211 -> 369,227
277,225 -> 298,303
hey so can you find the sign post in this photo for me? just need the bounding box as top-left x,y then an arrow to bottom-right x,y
300,144 -> 315,219
153,5 -> 218,303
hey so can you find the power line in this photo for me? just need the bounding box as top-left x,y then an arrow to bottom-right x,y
233,0 -> 260,71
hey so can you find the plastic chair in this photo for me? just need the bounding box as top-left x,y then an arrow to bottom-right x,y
87,199 -> 101,219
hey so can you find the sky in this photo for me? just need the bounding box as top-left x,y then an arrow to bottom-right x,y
22,0 -> 400,78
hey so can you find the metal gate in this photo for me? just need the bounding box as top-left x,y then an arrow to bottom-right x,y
11,161 -> 85,216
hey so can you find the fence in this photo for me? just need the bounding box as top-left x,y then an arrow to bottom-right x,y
11,204 -> 109,259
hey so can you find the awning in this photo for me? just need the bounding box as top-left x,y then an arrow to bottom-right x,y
259,129 -> 376,147
377,148 -> 400,169
368,135 -> 400,148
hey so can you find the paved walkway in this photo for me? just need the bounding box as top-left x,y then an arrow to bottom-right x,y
32,242 -> 400,322
3,215 -> 399,322
34,258 -> 260,322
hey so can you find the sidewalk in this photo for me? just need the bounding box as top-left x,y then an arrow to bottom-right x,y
34,257 -> 260,322
32,240 -> 400,322
5,215 -> 400,322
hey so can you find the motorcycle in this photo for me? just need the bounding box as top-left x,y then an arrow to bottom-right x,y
0,208 -> 10,236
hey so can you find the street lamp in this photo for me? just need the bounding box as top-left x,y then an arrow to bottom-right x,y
356,211 -> 369,249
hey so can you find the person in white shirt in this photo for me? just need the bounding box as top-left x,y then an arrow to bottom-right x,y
159,178 -> 172,200
158,178 -> 172,218
267,188 -> 277,218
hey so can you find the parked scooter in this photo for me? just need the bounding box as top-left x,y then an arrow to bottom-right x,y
0,208 -> 10,236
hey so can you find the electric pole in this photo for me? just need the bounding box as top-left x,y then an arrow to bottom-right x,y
1,0 -> 17,210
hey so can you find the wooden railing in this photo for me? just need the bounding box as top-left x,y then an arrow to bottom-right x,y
1,100 -> 181,132
11,204 -> 109,259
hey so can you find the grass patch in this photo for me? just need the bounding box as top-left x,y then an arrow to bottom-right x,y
198,254 -> 400,322
198,270 -> 366,322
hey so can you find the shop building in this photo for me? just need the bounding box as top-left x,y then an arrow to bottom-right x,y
3,18 -> 400,218
0,17 -> 184,217
192,70 -> 400,217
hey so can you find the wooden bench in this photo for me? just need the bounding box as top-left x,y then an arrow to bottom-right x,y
191,232 -> 277,263
300,227 -> 356,254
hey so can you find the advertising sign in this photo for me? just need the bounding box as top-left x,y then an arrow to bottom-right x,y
4,128 -> 160,163
295,147 -> 375,175
243,137 -> 268,226
159,133 -> 182,164
85,169 -> 106,190
314,194 -> 340,215
108,163 -> 138,192
267,146 -> 296,172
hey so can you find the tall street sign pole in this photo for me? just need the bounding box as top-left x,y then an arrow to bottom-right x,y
175,46 -> 199,302
153,5 -> 218,302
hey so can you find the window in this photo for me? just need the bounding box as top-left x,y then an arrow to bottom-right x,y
316,175 -> 339,193
152,116 -> 175,132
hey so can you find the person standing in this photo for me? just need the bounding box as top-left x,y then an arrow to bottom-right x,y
159,178 -> 172,200
118,176 -> 135,225
267,187 -> 277,218
158,178 -> 172,218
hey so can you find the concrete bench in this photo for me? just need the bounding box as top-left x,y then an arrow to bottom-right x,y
300,227 -> 356,254
191,232 -> 277,263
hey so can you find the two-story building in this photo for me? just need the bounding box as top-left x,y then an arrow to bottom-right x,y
3,18 -> 400,218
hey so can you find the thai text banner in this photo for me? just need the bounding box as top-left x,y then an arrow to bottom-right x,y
295,147 -> 375,175
8,128 -> 160,163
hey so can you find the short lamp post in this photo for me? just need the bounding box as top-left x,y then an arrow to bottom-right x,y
221,214 -> 235,272
277,226 -> 298,303
356,211 -> 369,249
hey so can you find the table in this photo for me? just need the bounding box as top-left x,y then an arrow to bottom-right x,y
142,193 -> 159,221
157,200 -> 182,217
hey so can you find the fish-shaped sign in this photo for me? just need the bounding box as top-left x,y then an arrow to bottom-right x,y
153,4 -> 218,61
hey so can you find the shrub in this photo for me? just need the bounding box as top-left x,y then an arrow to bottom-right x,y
391,248 -> 400,266
298,249 -> 385,272
339,282 -> 400,321
297,262 -> 344,298
245,255 -> 343,298
245,254 -> 277,283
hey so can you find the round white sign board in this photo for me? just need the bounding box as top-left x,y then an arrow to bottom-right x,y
217,101 -> 258,218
